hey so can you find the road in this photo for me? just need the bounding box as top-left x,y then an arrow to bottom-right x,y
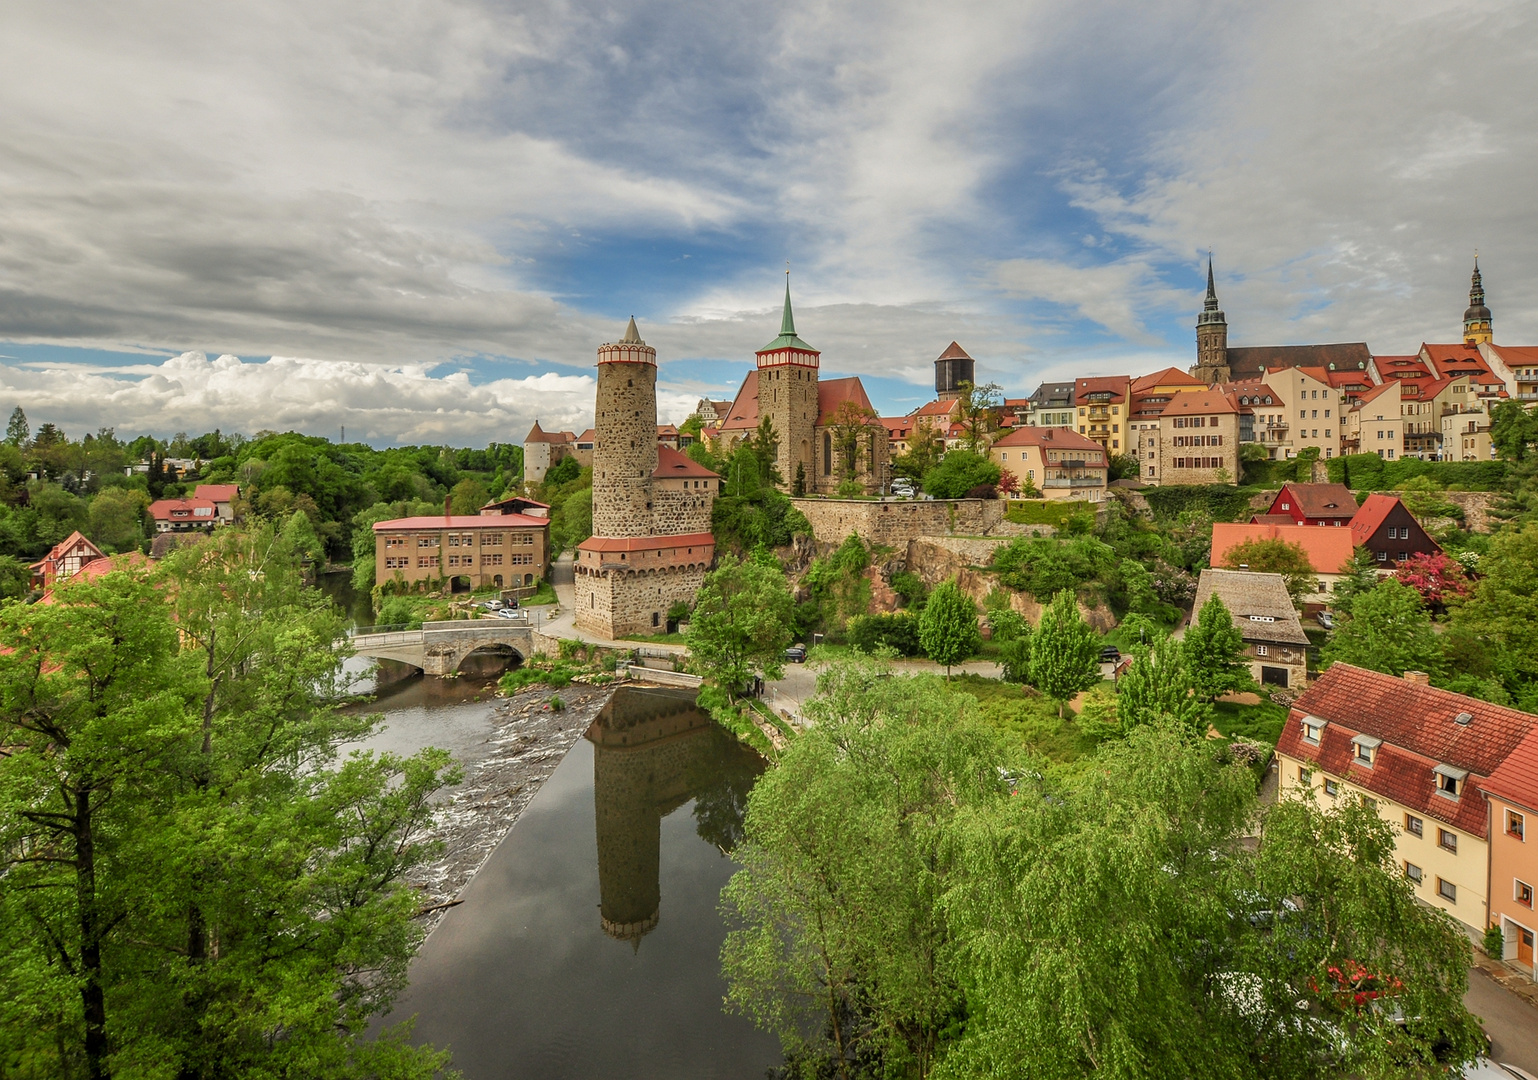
1467,967 -> 1538,1075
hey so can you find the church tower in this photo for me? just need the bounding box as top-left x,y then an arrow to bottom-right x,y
934,342 -> 975,402
755,277 -> 820,490
1191,257 -> 1231,385
1464,257 -> 1493,345
591,317 -> 657,538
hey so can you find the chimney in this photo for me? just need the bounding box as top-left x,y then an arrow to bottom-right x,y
1403,670 -> 1430,686
444,495 -> 452,518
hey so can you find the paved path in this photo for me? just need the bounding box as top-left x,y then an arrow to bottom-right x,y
1467,966 -> 1538,1074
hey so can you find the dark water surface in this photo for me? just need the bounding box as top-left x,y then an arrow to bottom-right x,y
386,687 -> 780,1079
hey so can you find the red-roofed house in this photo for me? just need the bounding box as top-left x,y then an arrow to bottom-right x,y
1483,344 -> 1538,403
38,551 -> 151,604
1345,380 -> 1403,458
1211,521 -> 1355,602
1074,375 -> 1131,455
1485,726 -> 1538,975
1151,388 -> 1242,486
988,427 -> 1107,502
1129,369 -> 1209,480
523,422 -> 579,483
193,484 -> 240,523
148,498 -> 219,534
1277,664 -> 1538,932
373,511 -> 551,592
1350,493 -> 1440,568
1262,482 -> 1359,527
29,531 -> 106,590
573,428 -> 596,468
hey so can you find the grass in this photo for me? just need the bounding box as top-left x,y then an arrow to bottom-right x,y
1003,500 -> 1081,527
520,579 -> 559,606
621,631 -> 688,646
1210,698 -> 1289,744
948,674 -> 1100,763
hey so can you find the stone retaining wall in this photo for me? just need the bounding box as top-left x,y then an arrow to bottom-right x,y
791,497 -> 1004,546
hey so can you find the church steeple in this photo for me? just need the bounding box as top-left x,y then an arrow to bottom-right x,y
1191,255 -> 1230,384
1464,256 -> 1493,345
759,273 -> 816,353
780,276 -> 796,337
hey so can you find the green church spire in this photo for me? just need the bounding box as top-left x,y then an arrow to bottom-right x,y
759,271 -> 816,353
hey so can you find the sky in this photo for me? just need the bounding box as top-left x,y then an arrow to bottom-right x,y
1,0 -> 1536,447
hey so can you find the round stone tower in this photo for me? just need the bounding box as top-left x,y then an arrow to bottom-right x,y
592,317 -> 657,538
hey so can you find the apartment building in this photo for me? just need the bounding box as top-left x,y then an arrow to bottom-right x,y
1024,381 -> 1077,429
1129,368 -> 1208,483
373,511 -> 551,592
1346,381 -> 1404,459
1484,727 -> 1538,978
1149,388 -> 1242,486
989,426 -> 1108,502
1075,375 -> 1131,455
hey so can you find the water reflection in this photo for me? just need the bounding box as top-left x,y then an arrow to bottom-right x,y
389,686 -> 776,1079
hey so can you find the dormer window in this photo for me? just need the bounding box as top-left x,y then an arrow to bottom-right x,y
1351,734 -> 1381,768
1301,718 -> 1325,745
1433,764 -> 1468,800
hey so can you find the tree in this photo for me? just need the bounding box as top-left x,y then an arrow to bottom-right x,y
5,406 -> 28,447
1449,524 -> 1538,701
1322,578 -> 1443,677
917,579 -> 980,677
1331,546 -> 1383,614
1116,633 -> 1209,736
1491,399 -> 1538,463
749,415 -> 783,488
686,553 -> 795,699
793,460 -> 807,496
86,486 -> 150,553
892,419 -> 945,490
1183,593 -> 1254,701
921,451 -> 1001,500
954,381 -> 1003,453
0,554 -> 31,599
449,476 -> 490,514
1029,589 -> 1102,716
1219,536 -> 1319,606
828,400 -> 877,483
1394,551 -> 1472,612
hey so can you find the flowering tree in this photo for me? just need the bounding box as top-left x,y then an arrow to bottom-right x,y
1394,551 -> 1472,612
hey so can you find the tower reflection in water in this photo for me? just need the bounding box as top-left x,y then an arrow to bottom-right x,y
586,687 -> 764,945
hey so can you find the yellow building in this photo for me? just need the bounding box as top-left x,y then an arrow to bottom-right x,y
1074,375 -> 1131,455
989,426 -> 1108,501
374,504 -> 551,593
1346,381 -> 1404,458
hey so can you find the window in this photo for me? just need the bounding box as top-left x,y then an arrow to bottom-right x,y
1257,645 -> 1269,656
1438,878 -> 1457,903
1352,734 -> 1381,767
1435,766 -> 1464,799
385,536 -> 405,548
1377,550 -> 1388,562
418,536 -> 439,548
652,612 -> 660,627
1509,811 -> 1526,840
1405,814 -> 1423,837
1299,767 -> 1312,784
1324,779 -> 1339,797
1405,862 -> 1422,883
1438,828 -> 1458,853
417,556 -> 435,568
1301,718 -> 1324,744
1518,880 -> 1534,908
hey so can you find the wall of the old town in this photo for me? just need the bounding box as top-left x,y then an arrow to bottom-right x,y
790,497 -> 1004,545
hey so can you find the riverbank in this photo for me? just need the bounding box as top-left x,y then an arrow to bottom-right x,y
400,680 -> 618,935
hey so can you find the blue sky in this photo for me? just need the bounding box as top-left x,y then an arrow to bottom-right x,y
1,0 -> 1535,445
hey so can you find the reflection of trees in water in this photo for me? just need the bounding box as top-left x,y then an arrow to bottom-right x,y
687,731 -> 762,854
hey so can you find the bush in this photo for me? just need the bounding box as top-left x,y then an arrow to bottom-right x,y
846,613 -> 923,656
992,535 -> 1117,600
1142,485 -> 1254,524
549,695 -> 565,712
499,662 -> 577,693
1485,923 -> 1504,960
1003,501 -> 1079,527
1326,453 -> 1508,492
374,595 -> 425,629
964,484 -> 998,500
890,571 -> 928,609
922,452 -> 1001,499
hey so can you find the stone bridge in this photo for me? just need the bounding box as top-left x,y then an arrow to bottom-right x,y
349,619 -> 545,676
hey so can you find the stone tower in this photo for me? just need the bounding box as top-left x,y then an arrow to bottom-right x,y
1464,257 -> 1493,345
1191,257 -> 1231,385
591,317 -> 657,537
934,341 -> 975,402
755,277 -> 820,490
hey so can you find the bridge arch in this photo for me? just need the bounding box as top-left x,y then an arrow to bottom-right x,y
458,642 -> 523,676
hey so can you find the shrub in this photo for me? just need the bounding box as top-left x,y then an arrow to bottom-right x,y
549,695 -> 566,712
1485,923 -> 1504,960
890,571 -> 928,609
846,613 -> 923,656
922,451 -> 1001,499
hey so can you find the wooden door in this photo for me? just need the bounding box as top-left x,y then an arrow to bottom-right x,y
1520,926 -> 1535,967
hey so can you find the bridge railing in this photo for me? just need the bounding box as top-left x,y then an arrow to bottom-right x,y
348,629 -> 425,648
346,623 -> 418,638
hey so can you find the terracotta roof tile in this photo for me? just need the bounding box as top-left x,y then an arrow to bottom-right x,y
576,532 -> 715,553
1211,522 -> 1355,575
652,446 -> 719,478
373,514 -> 549,530
937,341 -> 972,361
1349,493 -> 1402,546
1484,727 -> 1538,814
1277,482 -> 1358,519
990,426 -> 1105,452
817,377 -> 878,425
193,484 -> 239,503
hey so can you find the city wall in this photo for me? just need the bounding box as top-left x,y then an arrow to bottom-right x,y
790,497 -> 1004,546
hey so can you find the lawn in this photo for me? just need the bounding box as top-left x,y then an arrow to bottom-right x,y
948,674 -> 1100,764
1003,500 -> 1083,528
1210,698 -> 1289,744
621,631 -> 688,646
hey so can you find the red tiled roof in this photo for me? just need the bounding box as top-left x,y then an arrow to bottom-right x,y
576,428 -> 596,443
193,484 -> 239,503
1278,664 -> 1538,838
937,341 -> 972,361
1250,513 -> 1296,526
1074,375 -> 1129,405
881,418 -> 915,438
817,377 -> 879,425
1483,727 -> 1538,814
1157,388 -> 1240,416
1492,345 -> 1538,366
1277,482 -> 1357,519
718,372 -> 760,432
576,532 -> 715,553
1349,493 -> 1402,546
1132,367 -> 1206,392
653,446 -> 718,478
913,399 -> 960,417
38,553 -> 151,605
30,530 -> 105,572
148,498 -> 218,520
990,426 -> 1105,452
657,424 -> 679,436
1211,522 -> 1355,575
1353,380 -> 1399,406
373,514 -> 549,530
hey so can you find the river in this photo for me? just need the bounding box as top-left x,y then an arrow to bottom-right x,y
318,576 -> 782,1078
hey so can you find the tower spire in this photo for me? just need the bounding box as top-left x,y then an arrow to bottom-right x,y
780,270 -> 796,337
1464,252 -> 1493,345
1204,254 -> 1218,308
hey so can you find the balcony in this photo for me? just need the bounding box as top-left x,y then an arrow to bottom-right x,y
1044,477 -> 1104,488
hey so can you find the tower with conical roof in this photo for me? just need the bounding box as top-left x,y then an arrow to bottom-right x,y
591,317 -> 658,537
1191,257 -> 1231,385
1464,257 -> 1493,345
934,342 -> 975,402
755,275 -> 821,490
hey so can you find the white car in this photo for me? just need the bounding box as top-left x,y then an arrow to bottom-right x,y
495,607 -> 525,620
479,599 -> 505,611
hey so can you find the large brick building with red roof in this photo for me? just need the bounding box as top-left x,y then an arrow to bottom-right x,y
1277,664 -> 1538,933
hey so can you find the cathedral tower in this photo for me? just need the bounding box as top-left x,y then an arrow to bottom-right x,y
591,317 -> 657,537
755,277 -> 820,489
1190,257 -> 1230,385
934,342 -> 975,402
1464,257 -> 1493,345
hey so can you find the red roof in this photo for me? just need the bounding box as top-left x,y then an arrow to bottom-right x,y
881,418 -> 916,438
1276,482 -> 1358,519
1074,375 -> 1129,405
373,514 -> 549,530
653,446 -> 718,478
576,428 -> 596,443
1375,355 -> 1431,380
1353,380 -> 1399,406
576,532 -> 715,553
1492,345 -> 1538,366
29,530 -> 105,572
1484,727 -> 1538,814
1158,388 -> 1240,416
990,426 -> 1105,453
38,553 -> 151,605
937,341 -> 972,361
1211,522 -> 1355,575
912,398 -> 960,418
1349,493 -> 1404,546
718,372 -> 761,432
1132,367 -> 1206,392
193,484 -> 239,503
148,498 -> 218,520
817,377 -> 879,425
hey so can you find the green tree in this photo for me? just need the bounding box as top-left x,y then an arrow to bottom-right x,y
921,451 -> 1001,499
1116,633 -> 1208,736
5,406 -> 28,446
1331,546 -> 1383,614
954,381 -> 1003,453
749,414 -> 783,488
1183,593 -> 1254,701
917,579 -> 980,677
1449,523 -> 1538,703
1029,589 -> 1102,716
1322,578 -> 1442,677
86,486 -> 149,553
1220,536 -> 1319,606
828,400 -> 877,483
1491,399 -> 1538,463
0,554 -> 31,599
892,419 -> 944,489
685,553 -> 795,698
449,476 -> 490,515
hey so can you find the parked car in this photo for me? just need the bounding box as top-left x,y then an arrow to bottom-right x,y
479,599 -> 505,611
1099,645 -> 1122,663
495,608 -> 526,620
1315,612 -> 1335,630
784,644 -> 807,663
890,479 -> 915,498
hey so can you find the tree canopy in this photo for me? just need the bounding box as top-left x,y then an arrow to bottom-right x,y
917,579 -> 980,676
1321,578 -> 1443,678
1029,589 -> 1103,715
685,553 -> 796,698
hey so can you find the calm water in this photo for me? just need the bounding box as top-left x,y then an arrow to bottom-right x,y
381,686 -> 779,1079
